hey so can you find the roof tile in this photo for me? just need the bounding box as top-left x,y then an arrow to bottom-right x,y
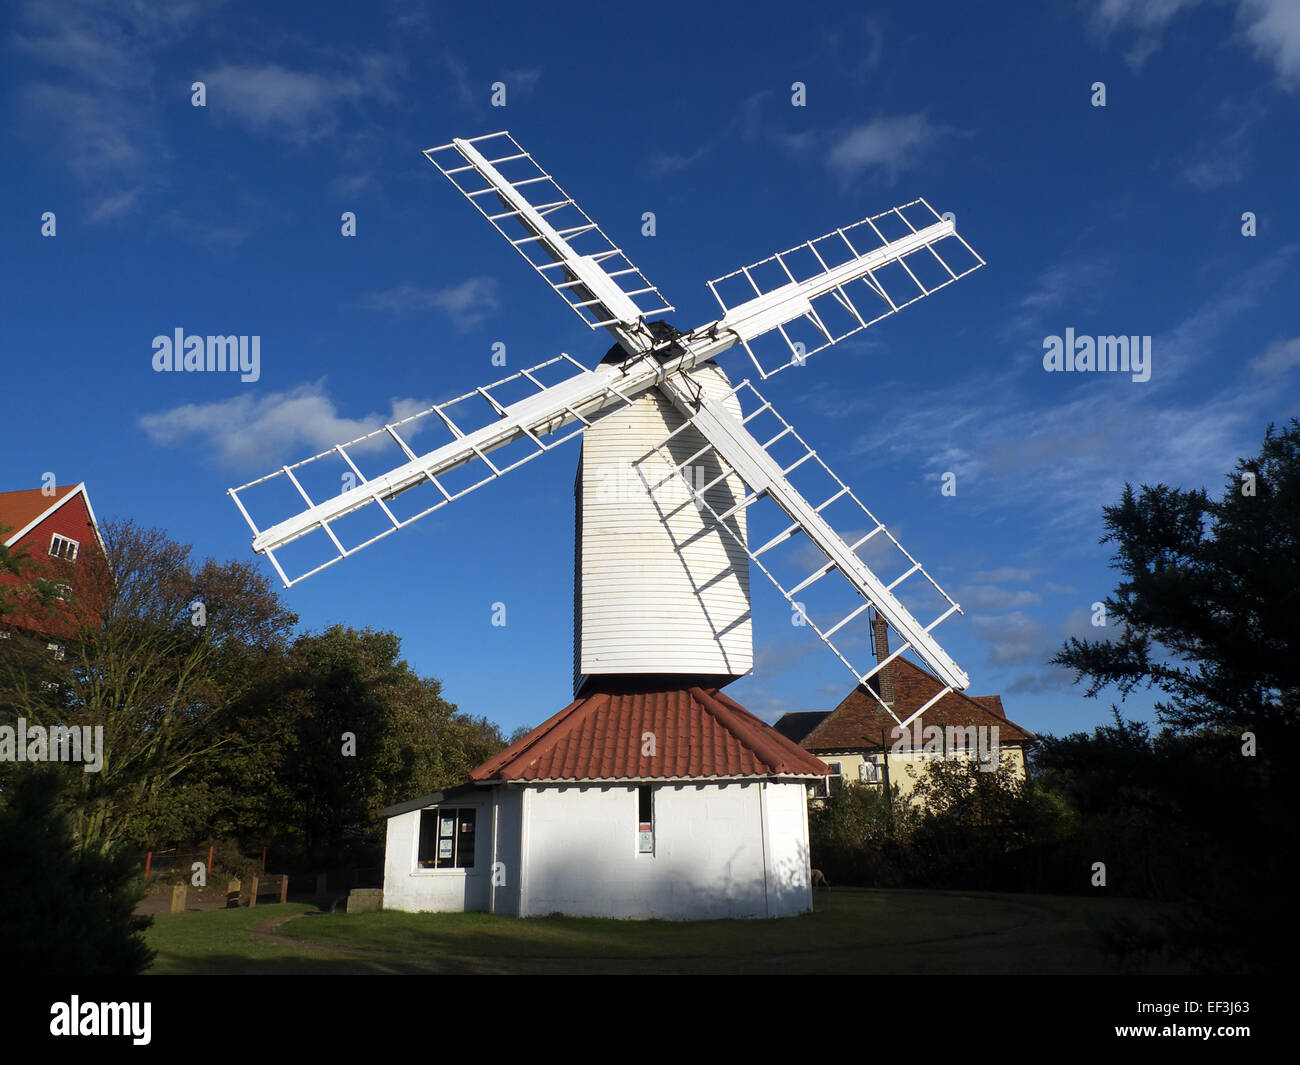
471,681 -> 830,781
799,658 -> 1035,751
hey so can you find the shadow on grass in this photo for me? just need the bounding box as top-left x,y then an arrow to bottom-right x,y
144,890 -> 1191,975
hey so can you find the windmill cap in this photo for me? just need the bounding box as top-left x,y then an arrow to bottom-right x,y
600,319 -> 688,364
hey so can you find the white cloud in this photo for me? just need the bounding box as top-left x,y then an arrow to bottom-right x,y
87,186 -> 144,224
850,244 -> 1300,535
827,113 -> 951,182
205,63 -> 366,144
1250,336 -> 1300,375
1238,0 -> 1300,88
1089,0 -> 1300,86
969,567 -> 1036,583
970,611 -> 1051,667
10,1 -> 199,218
958,585 -> 1043,612
139,381 -> 436,471
1005,258 -> 1108,340
1089,0 -> 1203,67
363,277 -> 500,331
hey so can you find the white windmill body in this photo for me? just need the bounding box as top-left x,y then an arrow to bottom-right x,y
231,131 -> 986,919
575,354 -> 752,690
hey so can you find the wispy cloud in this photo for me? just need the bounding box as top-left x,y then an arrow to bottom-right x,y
958,584 -> 1043,612
139,381 -> 434,470
204,58 -> 395,144
970,610 -> 1052,668
819,14 -> 886,81
851,244 -> 1300,533
9,0 -> 199,220
1004,257 -> 1109,340
1238,0 -> 1300,88
363,277 -> 500,330
1089,0 -> 1201,68
160,209 -> 249,252
826,113 -> 953,184
1090,0 -> 1300,87
1250,336 -> 1300,375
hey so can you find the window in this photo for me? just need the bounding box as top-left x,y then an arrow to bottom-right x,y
49,535 -> 79,561
637,785 -> 654,854
810,761 -> 843,799
48,642 -> 64,661
55,584 -> 72,602
859,759 -> 881,784
418,807 -> 476,869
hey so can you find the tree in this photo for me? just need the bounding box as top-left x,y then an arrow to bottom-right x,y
0,767 -> 154,974
1052,419 -> 1300,734
1049,421 -> 1300,973
0,519 -> 298,853
238,625 -> 507,868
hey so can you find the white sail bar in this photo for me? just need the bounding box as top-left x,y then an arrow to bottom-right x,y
705,198 -> 984,379
651,375 -> 969,702
425,132 -> 671,355
229,353 -> 645,587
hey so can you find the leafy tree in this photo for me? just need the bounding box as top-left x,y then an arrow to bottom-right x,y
1048,420 -> 1300,972
0,767 -> 154,974
809,780 -> 917,886
236,625 -> 507,868
0,519 -> 298,852
1052,419 -> 1300,734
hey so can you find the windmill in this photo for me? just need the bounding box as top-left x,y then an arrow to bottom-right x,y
228,130 -> 985,734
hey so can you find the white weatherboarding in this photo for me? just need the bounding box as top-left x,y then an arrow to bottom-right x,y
230,130 -> 985,731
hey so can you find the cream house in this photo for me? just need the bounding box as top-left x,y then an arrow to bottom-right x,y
775,620 -> 1034,803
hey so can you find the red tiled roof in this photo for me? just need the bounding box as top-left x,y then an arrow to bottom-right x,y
471,681 -> 831,782
0,485 -> 78,544
800,658 -> 1035,751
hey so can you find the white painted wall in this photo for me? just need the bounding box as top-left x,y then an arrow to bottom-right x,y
519,781 -> 811,920
382,799 -> 492,914
761,779 -> 814,917
575,361 -> 753,684
383,781 -> 813,920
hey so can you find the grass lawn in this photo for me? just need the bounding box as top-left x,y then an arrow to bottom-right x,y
142,888 -> 1189,975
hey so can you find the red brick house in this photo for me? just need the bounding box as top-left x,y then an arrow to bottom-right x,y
0,482 -> 107,639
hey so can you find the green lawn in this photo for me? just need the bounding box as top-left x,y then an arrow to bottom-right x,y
142,889 -> 1189,974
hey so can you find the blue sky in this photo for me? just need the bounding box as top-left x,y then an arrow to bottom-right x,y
4,0 -> 1298,740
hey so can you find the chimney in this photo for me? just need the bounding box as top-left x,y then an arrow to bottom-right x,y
869,609 -> 895,706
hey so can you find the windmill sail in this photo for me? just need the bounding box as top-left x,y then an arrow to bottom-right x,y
650,375 -> 968,715
705,198 -> 984,379
229,354 -> 643,586
232,125 -> 986,695
426,132 -> 671,355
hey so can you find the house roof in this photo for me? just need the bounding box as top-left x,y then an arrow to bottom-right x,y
772,711 -> 830,745
793,658 -> 1035,752
0,484 -> 77,545
470,680 -> 831,782
377,782 -> 483,819
0,483 -> 105,555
